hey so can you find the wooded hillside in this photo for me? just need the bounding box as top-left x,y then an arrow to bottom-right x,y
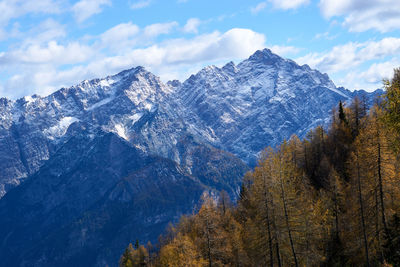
119,69 -> 400,267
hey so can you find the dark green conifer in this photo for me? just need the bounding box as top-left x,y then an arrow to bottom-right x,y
338,101 -> 347,124
119,243 -> 134,267
384,214 -> 400,266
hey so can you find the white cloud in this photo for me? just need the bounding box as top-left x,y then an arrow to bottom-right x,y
20,19 -> 66,46
251,0 -> 309,14
269,45 -> 301,56
319,0 -> 400,32
161,28 -> 266,65
0,41 -> 94,65
269,0 -> 310,10
336,59 -> 400,91
144,22 -> 178,38
0,18 -> 65,43
0,29 -> 6,40
251,2 -> 267,14
183,18 -> 202,34
130,0 -> 151,9
320,0 -> 376,17
98,21 -> 179,52
359,60 -> 399,84
297,42 -> 361,73
296,37 -> 400,74
100,22 -> 140,52
72,0 -> 111,23
2,65 -> 92,98
74,28 -> 266,76
314,31 -> 338,40
297,37 -> 400,91
0,0 -> 61,29
0,27 -> 267,98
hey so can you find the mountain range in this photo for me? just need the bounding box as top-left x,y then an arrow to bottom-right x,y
0,48 -> 381,266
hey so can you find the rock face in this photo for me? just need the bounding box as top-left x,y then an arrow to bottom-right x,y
0,48 -> 380,266
173,49 -> 381,165
0,132 -> 246,267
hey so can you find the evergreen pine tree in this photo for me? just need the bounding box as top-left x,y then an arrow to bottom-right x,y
338,101 -> 347,124
384,214 -> 400,265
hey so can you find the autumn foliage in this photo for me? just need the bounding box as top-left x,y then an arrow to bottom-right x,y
120,71 -> 400,266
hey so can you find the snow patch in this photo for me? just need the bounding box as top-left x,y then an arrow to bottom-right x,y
221,112 -> 234,123
327,87 -> 350,98
144,103 -> 153,111
45,117 -> 80,139
99,79 -> 115,87
115,124 -> 129,141
86,96 -> 115,111
269,95 -> 283,103
130,113 -> 143,124
23,96 -> 36,104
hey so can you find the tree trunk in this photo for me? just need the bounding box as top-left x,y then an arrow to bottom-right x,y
279,158 -> 298,267
270,195 -> 282,267
333,181 -> 340,241
204,213 -> 213,267
377,141 -> 388,235
374,179 -> 384,263
263,173 -> 274,267
356,151 -> 370,266
280,180 -> 298,267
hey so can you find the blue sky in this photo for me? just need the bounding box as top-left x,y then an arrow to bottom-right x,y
1,0 -> 400,99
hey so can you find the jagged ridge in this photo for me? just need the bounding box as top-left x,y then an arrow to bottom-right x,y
0,48 -> 381,266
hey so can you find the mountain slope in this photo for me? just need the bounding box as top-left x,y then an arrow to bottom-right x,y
0,49 -> 380,197
0,48 -> 381,266
0,67 -> 196,197
173,48 -> 365,165
0,132 -> 247,266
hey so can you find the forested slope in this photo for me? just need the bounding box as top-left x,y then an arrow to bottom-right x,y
119,69 -> 400,266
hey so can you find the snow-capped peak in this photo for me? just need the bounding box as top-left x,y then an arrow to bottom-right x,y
0,47 -> 380,198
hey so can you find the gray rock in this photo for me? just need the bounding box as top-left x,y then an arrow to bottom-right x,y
0,48 -> 381,266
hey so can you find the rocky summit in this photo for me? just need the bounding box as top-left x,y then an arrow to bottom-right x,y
0,49 -> 380,266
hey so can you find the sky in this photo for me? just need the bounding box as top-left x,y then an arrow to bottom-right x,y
1,0 -> 400,99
